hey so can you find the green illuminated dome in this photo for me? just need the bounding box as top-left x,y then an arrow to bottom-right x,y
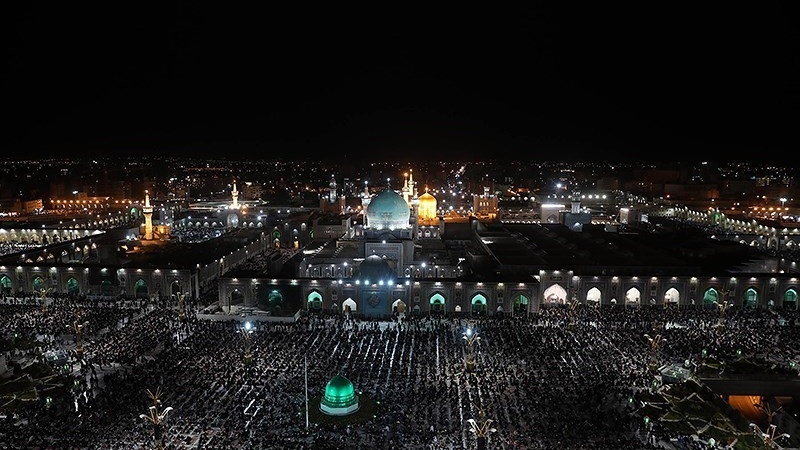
366,189 -> 410,230
320,375 -> 360,416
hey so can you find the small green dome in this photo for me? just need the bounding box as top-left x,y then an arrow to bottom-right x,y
322,375 -> 357,409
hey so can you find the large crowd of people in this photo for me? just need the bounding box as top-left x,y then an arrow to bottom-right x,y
0,296 -> 798,449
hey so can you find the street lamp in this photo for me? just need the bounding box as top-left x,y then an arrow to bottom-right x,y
139,387 -> 173,450
568,298 -> 578,331
715,291 -> 731,328
38,287 -> 52,313
240,321 -> 254,365
73,318 -> 89,360
644,333 -> 665,371
177,292 -> 187,322
463,324 -> 480,372
749,422 -> 790,449
467,409 -> 496,450
780,197 -> 787,208
755,399 -> 784,427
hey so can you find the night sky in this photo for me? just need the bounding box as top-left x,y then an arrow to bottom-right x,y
6,4 -> 798,163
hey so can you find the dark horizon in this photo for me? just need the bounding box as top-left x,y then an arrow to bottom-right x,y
7,4 -> 798,164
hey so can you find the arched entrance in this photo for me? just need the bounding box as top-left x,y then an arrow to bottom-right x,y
171,281 -> 182,297
471,293 -> 487,315
33,276 -> 45,292
429,292 -> 446,314
307,291 -> 323,311
342,297 -> 357,313
392,299 -> 406,313
664,287 -> 680,305
625,287 -> 641,307
744,287 -> 758,308
66,277 -> 79,296
0,275 -> 12,296
784,288 -> 798,309
543,284 -> 567,304
513,294 -> 529,314
703,288 -> 719,307
586,287 -> 601,305
229,288 -> 244,306
135,278 -> 148,299
264,289 -> 284,315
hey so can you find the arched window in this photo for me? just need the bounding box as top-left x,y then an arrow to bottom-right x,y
513,294 -> 529,314
471,293 -> 487,314
343,298 -> 357,312
586,287 -> 602,304
625,287 -> 641,305
664,287 -> 680,304
744,288 -> 758,308
229,289 -> 244,305
307,290 -> 323,311
429,292 -> 445,313
784,288 -> 798,310
703,288 -> 718,307
32,276 -> 45,292
66,277 -> 79,295
135,278 -> 148,299
0,275 -> 12,295
542,284 -> 567,304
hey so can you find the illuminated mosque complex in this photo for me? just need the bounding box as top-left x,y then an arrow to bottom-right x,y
1,168 -> 800,316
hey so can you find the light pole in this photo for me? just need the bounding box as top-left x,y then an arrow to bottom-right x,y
568,297 -> 578,331
463,324 -> 480,372
73,318 -> 88,360
139,387 -> 173,450
467,409 -> 496,450
715,291 -> 731,328
644,333 -> 665,371
38,287 -> 52,313
755,399 -> 784,427
780,197 -> 787,209
177,292 -> 186,322
240,321 -> 254,365
749,422 -> 790,449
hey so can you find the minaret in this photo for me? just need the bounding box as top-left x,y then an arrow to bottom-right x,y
361,181 -> 371,225
329,174 -> 337,204
571,190 -> 581,214
143,190 -> 153,240
231,180 -> 239,209
409,169 -> 417,199
402,172 -> 411,206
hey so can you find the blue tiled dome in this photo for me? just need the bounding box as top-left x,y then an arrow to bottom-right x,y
366,189 -> 409,230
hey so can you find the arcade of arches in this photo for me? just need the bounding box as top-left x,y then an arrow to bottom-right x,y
0,267 -> 193,300
218,273 -> 800,316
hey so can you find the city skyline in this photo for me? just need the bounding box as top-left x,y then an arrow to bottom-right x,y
6,4 -> 798,163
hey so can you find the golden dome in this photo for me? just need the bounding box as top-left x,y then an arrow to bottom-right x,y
418,192 -> 437,223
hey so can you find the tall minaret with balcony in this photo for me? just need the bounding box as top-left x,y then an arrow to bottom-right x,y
571,190 -> 581,214
143,190 -> 154,240
328,174 -> 337,204
231,180 -> 239,209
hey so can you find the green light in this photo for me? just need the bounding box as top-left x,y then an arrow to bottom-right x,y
322,376 -> 357,408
